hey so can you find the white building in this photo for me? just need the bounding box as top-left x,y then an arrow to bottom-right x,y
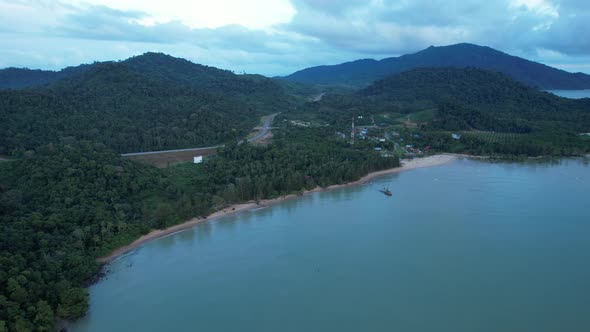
193,156 -> 203,164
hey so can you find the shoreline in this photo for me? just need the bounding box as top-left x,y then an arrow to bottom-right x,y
96,154 -> 457,263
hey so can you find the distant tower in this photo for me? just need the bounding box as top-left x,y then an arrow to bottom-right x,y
351,116 -> 355,145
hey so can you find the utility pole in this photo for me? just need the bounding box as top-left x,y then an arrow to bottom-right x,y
351,116 -> 355,145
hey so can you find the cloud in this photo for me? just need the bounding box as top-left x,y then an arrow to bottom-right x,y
0,0 -> 589,75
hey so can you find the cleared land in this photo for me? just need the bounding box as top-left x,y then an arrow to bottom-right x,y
124,113 -> 278,167
124,148 -> 217,168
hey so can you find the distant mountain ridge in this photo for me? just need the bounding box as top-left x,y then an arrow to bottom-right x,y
283,43 -> 590,90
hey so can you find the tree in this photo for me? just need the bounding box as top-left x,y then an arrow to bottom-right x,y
34,301 -> 54,332
56,288 -> 88,320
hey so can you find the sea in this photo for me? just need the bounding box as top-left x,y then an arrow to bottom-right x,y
547,89 -> 590,99
72,157 -> 590,332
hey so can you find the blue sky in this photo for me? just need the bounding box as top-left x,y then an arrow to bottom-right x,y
1,0 -> 589,76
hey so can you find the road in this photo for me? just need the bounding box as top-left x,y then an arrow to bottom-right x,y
246,113 -> 278,143
121,145 -> 222,157
121,113 -> 278,157
312,92 -> 325,102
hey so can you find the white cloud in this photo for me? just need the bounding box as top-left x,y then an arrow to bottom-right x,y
62,0 -> 296,29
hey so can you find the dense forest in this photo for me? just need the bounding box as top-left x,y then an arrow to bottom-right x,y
0,125 -> 398,331
283,43 -> 590,89
0,53 -> 292,155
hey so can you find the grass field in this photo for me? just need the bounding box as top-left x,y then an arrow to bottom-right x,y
398,109 -> 437,123
124,148 -> 218,168
375,112 -> 403,126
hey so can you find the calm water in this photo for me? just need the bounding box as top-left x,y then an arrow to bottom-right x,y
72,158 -> 590,332
547,89 -> 590,99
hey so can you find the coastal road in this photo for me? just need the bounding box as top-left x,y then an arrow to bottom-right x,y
122,113 -> 278,157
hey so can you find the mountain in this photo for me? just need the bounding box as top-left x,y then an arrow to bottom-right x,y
283,43 -> 590,90
0,53 -> 290,155
363,67 -> 590,130
0,64 -> 92,89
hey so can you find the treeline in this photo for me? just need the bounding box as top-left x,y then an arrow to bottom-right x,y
0,128 -> 398,331
0,53 -> 291,156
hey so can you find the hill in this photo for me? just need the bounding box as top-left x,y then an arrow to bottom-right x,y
0,65 -> 92,89
0,53 -> 290,155
283,43 -> 590,89
361,67 -> 590,131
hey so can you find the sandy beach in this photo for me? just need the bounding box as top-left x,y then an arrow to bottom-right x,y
97,154 -> 457,263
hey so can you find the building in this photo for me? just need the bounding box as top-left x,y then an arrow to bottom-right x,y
451,133 -> 462,140
193,156 -> 203,164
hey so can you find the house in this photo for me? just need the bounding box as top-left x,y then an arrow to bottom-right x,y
451,133 -> 461,140
379,138 -> 386,142
193,156 -> 203,164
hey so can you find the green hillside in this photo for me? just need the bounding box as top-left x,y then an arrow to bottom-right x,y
0,53 -> 291,155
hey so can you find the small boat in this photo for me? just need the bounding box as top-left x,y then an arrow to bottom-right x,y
379,187 -> 392,196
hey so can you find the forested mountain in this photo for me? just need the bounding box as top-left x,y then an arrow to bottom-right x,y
0,65 -> 92,89
303,67 -> 590,131
0,53 -> 291,155
362,67 -> 590,131
283,43 -> 590,89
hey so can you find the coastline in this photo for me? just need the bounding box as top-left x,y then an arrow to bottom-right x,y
97,154 -> 457,263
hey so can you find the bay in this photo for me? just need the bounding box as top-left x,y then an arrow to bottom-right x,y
547,89 -> 590,99
72,158 -> 590,332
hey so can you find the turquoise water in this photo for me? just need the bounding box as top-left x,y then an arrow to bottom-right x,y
72,158 -> 590,332
547,89 -> 590,99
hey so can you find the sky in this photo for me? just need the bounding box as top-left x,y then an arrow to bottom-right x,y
1,0 -> 589,76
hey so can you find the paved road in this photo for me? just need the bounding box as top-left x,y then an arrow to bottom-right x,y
246,113 -> 278,143
122,113 -> 278,157
121,145 -> 222,157
312,92 -> 325,102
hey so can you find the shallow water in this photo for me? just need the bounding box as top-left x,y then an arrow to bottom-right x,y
72,158 -> 590,332
547,89 -> 590,99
